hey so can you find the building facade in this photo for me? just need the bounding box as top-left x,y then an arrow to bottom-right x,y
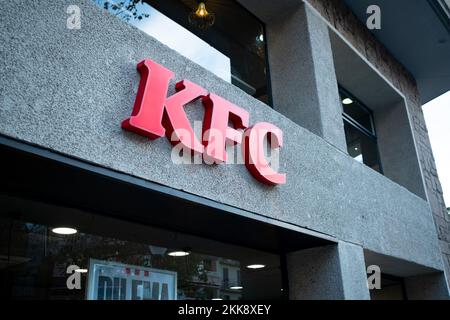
0,0 -> 449,299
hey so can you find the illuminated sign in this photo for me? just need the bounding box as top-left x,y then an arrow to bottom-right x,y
122,59 -> 286,185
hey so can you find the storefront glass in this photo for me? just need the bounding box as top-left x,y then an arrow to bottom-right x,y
0,197 -> 283,300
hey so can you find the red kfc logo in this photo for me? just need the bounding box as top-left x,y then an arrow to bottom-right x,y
122,59 -> 286,186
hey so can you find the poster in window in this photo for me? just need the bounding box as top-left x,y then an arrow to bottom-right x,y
86,259 -> 177,300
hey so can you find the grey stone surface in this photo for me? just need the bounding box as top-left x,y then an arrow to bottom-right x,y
266,2 -> 347,152
306,0 -> 450,291
337,242 -> 371,299
287,242 -> 370,300
288,245 -> 344,300
329,30 -> 426,199
0,0 -> 444,273
375,101 -> 426,199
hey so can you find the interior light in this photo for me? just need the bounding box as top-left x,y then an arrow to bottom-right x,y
75,268 -> 88,273
342,98 -> 353,105
189,1 -> 215,29
258,34 -> 264,42
168,248 -> 191,257
195,2 -> 208,17
229,286 -> 243,290
52,227 -> 77,235
246,264 -> 266,269
212,298 -> 223,300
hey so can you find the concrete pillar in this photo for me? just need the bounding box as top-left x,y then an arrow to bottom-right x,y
266,2 -> 347,152
287,242 -> 370,300
404,272 -> 450,300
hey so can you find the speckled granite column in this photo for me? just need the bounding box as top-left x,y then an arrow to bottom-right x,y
287,242 -> 370,300
266,2 -> 347,152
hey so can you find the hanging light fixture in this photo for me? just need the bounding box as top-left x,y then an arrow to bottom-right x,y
189,1 -> 215,30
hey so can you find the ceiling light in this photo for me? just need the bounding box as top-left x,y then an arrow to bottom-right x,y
229,286 -> 243,290
51,227 -> 77,235
342,98 -> 353,105
75,268 -> 88,273
212,298 -> 223,300
168,248 -> 191,257
168,251 -> 190,257
246,264 -> 266,269
189,1 -> 215,30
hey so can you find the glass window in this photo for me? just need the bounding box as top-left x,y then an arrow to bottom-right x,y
344,121 -> 382,172
94,0 -> 272,105
0,200 -> 282,300
340,87 -> 382,173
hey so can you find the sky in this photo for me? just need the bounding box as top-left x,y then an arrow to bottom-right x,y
423,91 -> 450,208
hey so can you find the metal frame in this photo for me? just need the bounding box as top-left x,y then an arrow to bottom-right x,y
339,85 -> 384,174
234,0 -> 274,108
428,0 -> 450,33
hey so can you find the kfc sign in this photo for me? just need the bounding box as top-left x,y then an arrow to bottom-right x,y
121,59 -> 286,185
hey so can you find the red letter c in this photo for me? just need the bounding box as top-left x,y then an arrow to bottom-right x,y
243,122 -> 286,186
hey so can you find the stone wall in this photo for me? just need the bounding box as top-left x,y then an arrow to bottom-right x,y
305,0 -> 450,286
0,0 -> 444,272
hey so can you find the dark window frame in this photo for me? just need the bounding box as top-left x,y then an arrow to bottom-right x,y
237,2 -> 274,108
339,85 -> 384,174
99,0 -> 274,107
206,0 -> 274,107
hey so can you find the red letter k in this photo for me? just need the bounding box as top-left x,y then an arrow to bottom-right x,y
121,59 -> 207,154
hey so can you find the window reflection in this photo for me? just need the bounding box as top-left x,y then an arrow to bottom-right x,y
340,87 -> 382,173
94,0 -> 271,105
0,201 -> 282,300
344,121 -> 381,172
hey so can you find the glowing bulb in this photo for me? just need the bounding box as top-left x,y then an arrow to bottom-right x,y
168,250 -> 190,257
342,98 -> 353,105
195,2 -> 209,17
246,264 -> 266,269
52,227 -> 77,235
189,2 -> 215,29
230,286 -> 243,290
